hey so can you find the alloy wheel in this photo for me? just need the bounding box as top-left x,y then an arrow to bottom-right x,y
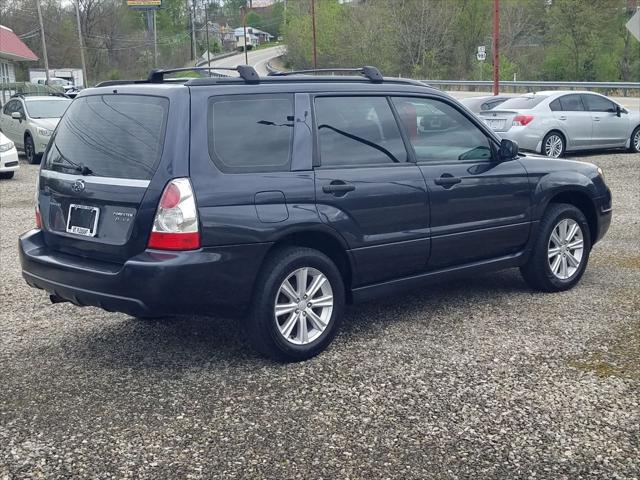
544,134 -> 563,158
547,218 -> 584,280
634,129 -> 640,152
274,267 -> 334,346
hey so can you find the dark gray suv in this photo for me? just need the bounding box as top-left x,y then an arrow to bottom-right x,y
19,66 -> 612,361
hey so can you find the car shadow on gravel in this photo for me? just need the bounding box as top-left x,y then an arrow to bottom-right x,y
59,269 -> 531,370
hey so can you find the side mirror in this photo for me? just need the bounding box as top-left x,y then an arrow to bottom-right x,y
499,138 -> 518,160
11,112 -> 22,120
615,105 -> 624,117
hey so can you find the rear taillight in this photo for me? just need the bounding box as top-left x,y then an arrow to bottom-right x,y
148,178 -> 200,250
35,205 -> 42,229
512,115 -> 534,126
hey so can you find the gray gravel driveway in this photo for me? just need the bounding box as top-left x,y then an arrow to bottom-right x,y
1,151 -> 639,479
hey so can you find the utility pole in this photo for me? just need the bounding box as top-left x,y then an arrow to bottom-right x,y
241,6 -> 248,65
204,0 -> 211,66
36,0 -> 50,84
492,0 -> 500,95
74,0 -> 88,86
153,9 -> 158,68
188,0 -> 197,61
311,0 -> 317,69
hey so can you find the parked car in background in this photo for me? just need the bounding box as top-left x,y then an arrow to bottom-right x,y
460,94 -> 514,114
479,91 -> 640,157
0,94 -> 72,164
0,131 -> 19,179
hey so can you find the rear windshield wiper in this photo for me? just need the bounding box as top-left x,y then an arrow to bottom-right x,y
51,145 -> 94,176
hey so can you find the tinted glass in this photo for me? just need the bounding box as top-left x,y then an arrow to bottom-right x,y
25,99 -> 71,118
44,94 -> 169,180
583,94 -> 616,112
499,95 -> 548,109
3,100 -> 16,115
549,99 -> 561,111
392,97 -> 492,162
209,94 -> 293,173
315,96 -> 407,166
559,94 -> 585,111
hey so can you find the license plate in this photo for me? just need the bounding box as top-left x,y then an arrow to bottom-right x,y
66,204 -> 100,237
486,119 -> 506,130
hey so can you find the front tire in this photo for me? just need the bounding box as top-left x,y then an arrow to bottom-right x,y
25,134 -> 41,165
246,247 -> 345,362
521,203 -> 591,292
542,131 -> 566,158
629,126 -> 640,153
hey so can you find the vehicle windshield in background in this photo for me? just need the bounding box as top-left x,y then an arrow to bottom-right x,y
44,95 -> 169,180
25,99 -> 72,118
498,96 -> 548,110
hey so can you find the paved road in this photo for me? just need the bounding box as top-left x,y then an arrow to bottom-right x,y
206,46 -> 284,76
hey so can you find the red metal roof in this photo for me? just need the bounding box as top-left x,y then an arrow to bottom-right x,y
0,25 -> 38,62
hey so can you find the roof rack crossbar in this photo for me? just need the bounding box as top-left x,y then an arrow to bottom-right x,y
146,65 -> 260,84
268,66 -> 384,83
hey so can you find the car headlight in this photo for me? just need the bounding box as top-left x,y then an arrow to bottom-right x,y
37,127 -> 53,137
0,141 -> 15,152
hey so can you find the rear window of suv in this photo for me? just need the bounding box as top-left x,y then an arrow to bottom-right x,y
208,94 -> 294,173
44,95 -> 169,180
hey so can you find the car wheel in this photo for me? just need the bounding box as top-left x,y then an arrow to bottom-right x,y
0,171 -> 15,179
542,131 -> 565,158
25,134 -> 41,165
246,247 -> 345,362
629,126 -> 640,153
520,203 -> 591,292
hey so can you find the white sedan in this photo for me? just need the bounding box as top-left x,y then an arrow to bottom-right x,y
0,131 -> 19,179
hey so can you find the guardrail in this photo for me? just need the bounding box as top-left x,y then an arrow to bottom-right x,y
419,79 -> 640,94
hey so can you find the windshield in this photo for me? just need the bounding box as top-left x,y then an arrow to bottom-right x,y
498,95 -> 548,110
25,99 -> 72,119
44,94 -> 169,180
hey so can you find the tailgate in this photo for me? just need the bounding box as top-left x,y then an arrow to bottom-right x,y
38,93 -> 174,263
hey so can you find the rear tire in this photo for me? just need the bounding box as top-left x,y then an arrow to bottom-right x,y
0,171 -> 14,179
246,247 -> 345,362
542,131 -> 566,158
520,203 -> 591,292
629,126 -> 640,153
25,134 -> 41,165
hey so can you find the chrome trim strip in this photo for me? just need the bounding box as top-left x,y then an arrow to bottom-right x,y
40,169 -> 150,188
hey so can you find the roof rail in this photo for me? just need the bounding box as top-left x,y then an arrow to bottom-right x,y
268,66 -> 384,83
146,65 -> 260,84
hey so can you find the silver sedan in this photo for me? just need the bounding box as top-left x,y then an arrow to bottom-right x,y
479,91 -> 640,157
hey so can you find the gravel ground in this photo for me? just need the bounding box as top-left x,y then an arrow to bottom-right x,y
1,151 -> 639,479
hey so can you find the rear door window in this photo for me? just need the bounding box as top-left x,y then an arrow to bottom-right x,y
44,94 -> 169,180
314,96 -> 408,166
559,94 -> 585,111
208,94 -> 294,173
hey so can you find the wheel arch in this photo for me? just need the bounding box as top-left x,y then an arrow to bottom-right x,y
544,190 -> 598,244
265,228 -> 354,301
542,129 -> 567,154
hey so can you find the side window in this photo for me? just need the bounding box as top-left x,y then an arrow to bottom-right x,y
583,94 -> 616,113
208,94 -> 293,173
559,94 -> 585,112
314,96 -> 407,166
549,99 -> 562,111
2,100 -> 15,115
15,102 -> 25,117
392,97 -> 493,163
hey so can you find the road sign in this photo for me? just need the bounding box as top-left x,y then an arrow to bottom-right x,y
626,9 -> 640,41
478,45 -> 486,54
477,52 -> 486,61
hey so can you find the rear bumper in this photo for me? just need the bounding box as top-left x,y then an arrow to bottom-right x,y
20,229 -> 272,317
500,127 -> 542,154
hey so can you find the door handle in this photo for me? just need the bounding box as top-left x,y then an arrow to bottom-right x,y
434,175 -> 461,189
593,117 -> 601,121
322,180 -> 355,195
559,116 -> 567,121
